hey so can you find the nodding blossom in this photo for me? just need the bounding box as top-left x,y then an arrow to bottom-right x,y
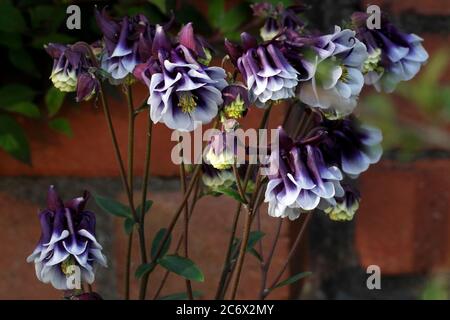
323,184 -> 360,221
27,186 -> 107,290
352,12 -> 428,93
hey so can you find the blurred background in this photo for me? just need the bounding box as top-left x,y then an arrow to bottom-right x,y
0,0 -> 449,299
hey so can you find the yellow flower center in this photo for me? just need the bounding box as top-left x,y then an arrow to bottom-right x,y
178,92 -> 197,113
223,95 -> 246,119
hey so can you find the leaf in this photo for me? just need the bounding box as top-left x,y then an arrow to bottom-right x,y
214,186 -> 246,203
246,231 -> 265,250
123,218 -> 135,235
158,291 -> 203,300
221,4 -> 248,35
0,84 -> 36,106
158,255 -> 204,282
49,118 -> 72,138
1,102 -> 40,118
8,49 -> 39,76
94,194 -> 132,219
0,114 -> 30,164
45,87 -> 66,117
208,0 -> 225,28
151,228 -> 172,260
272,271 -> 312,290
136,200 -> 153,217
149,0 -> 167,13
0,1 -> 26,33
135,263 -> 156,278
248,248 -> 263,262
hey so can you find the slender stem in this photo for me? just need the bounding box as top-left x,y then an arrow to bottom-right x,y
262,213 -> 312,299
99,84 -> 137,220
124,230 -> 133,300
138,120 -> 153,300
125,85 -> 135,300
228,210 -> 253,299
232,163 -> 248,204
215,202 -> 242,299
259,219 -> 283,299
180,161 -> 194,300
148,165 -> 201,268
153,179 -> 201,299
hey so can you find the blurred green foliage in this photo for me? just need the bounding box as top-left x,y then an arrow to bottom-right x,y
360,49 -> 450,161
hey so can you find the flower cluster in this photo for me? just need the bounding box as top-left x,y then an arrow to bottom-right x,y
27,186 -> 106,290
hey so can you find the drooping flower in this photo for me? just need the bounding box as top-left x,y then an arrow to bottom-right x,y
221,84 -> 250,120
264,127 -> 344,220
352,12 -> 428,93
204,121 -> 241,170
95,9 -> 155,81
318,116 -> 383,176
226,33 -> 301,108
141,24 -> 227,131
45,43 -> 99,101
27,186 -> 107,290
299,26 -> 368,116
201,164 -> 235,188
252,2 -> 305,41
323,184 -> 360,221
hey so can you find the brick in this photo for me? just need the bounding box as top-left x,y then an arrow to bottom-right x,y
114,189 -> 295,300
355,159 -> 450,274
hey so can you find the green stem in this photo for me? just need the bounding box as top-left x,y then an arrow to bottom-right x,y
124,230 -> 133,300
180,161 -> 194,300
138,119 -> 153,300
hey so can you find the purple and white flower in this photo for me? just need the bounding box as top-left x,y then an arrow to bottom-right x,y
27,186 -> 107,290
142,24 -> 227,131
319,116 -> 383,176
264,127 -> 344,220
299,26 -> 368,116
352,12 -> 428,93
46,43 -> 99,101
322,184 -> 360,221
227,33 -> 300,108
95,9 -> 155,81
201,164 -> 235,188
221,84 -> 250,120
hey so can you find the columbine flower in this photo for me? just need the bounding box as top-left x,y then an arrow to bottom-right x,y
299,26 -> 368,116
352,12 -> 428,93
264,127 -> 344,220
95,9 -> 155,81
27,186 -> 107,290
142,24 -> 227,131
319,116 -> 383,176
204,122 -> 240,170
201,164 -> 235,188
46,43 -> 99,101
221,84 -> 250,120
252,2 -> 305,41
226,33 -> 299,108
323,185 -> 360,221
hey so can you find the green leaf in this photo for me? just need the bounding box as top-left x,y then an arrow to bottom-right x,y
246,231 -> 265,250
136,200 -> 153,217
45,87 -> 66,117
1,102 -> 40,118
135,263 -> 156,278
272,271 -> 312,290
248,248 -> 263,262
28,5 -> 65,31
158,255 -> 204,282
151,228 -> 172,260
94,194 -> 132,219
221,5 -> 248,35
0,84 -> 36,106
123,218 -> 135,235
32,33 -> 76,49
158,291 -> 203,300
149,0 -> 167,13
0,114 -> 30,164
49,118 -> 72,138
8,49 -> 39,76
0,32 -> 22,49
214,186 -> 245,203
0,1 -> 26,33
208,0 -> 225,28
